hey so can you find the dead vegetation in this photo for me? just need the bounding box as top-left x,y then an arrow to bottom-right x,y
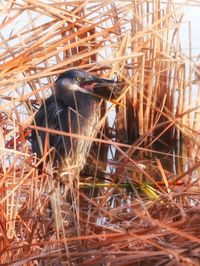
0,0 -> 200,265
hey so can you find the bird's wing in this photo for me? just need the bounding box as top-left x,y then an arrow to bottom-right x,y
31,95 -> 70,162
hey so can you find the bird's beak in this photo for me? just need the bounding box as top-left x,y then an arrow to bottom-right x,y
81,75 -> 121,100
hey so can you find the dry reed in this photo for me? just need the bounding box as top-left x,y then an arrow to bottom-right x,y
0,0 -> 200,265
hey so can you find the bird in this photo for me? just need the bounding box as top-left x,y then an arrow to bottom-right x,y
31,68 -> 121,175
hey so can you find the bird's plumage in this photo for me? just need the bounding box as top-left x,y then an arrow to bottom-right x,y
32,92 -> 100,164
31,69 -> 120,170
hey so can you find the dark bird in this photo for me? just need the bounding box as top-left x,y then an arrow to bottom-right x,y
31,69 -> 120,173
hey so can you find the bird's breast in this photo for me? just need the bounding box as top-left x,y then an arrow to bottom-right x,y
60,95 -> 101,175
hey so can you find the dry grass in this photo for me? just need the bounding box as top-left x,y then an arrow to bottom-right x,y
0,0 -> 200,265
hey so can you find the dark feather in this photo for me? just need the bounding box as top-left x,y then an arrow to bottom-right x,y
31,69 -> 121,168
31,92 -> 100,164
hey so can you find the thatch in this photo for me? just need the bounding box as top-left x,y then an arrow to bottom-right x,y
0,0 -> 200,265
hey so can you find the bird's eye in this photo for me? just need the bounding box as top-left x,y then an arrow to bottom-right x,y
75,76 -> 82,82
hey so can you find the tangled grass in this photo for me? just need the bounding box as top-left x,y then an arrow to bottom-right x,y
0,0 -> 200,265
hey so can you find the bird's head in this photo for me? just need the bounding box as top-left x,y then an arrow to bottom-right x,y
55,69 -> 121,104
